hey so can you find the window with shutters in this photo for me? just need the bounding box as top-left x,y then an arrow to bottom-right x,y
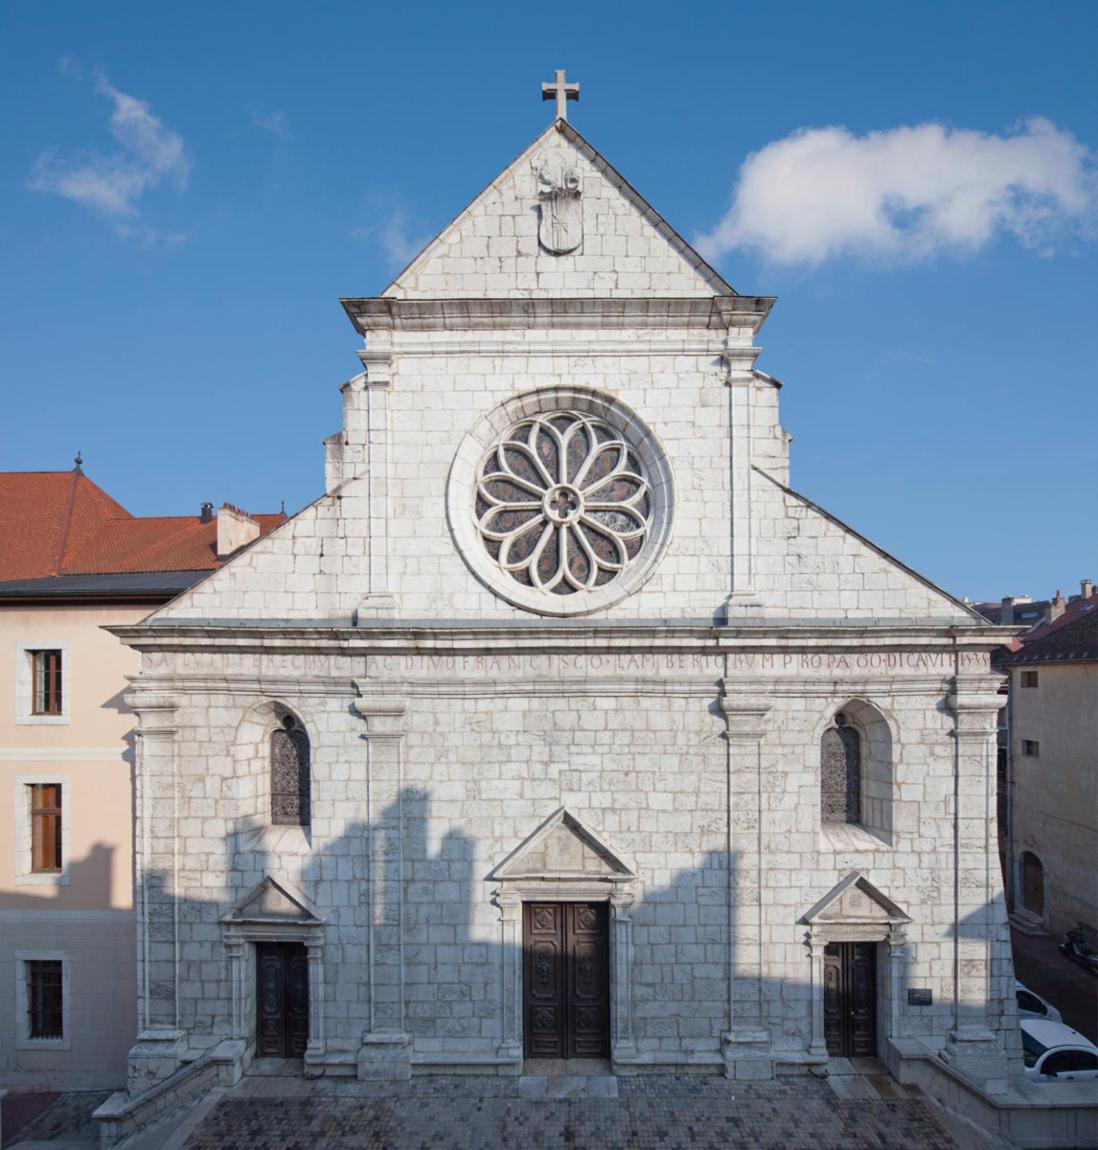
31,650 -> 63,714
16,641 -> 69,725
30,784 -> 62,873
271,714 -> 310,827
15,777 -> 69,885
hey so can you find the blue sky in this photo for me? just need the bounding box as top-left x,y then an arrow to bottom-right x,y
1,1 -> 1095,602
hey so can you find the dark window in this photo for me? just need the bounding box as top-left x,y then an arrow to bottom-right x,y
1041,1050 -> 1098,1077
31,650 -> 63,714
270,714 -> 310,827
1020,670 -> 1039,688
821,713 -> 861,825
30,784 -> 62,873
1022,740 -> 1040,757
26,960 -> 63,1039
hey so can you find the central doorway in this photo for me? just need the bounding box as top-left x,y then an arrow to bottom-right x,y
256,941 -> 309,1057
823,941 -> 877,1057
523,901 -> 610,1058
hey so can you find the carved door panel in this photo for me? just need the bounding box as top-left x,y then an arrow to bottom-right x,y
823,941 -> 877,1058
255,941 -> 309,1058
523,902 -> 609,1059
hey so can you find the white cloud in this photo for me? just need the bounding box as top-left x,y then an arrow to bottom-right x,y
351,209 -> 431,269
696,118 -> 1095,267
246,105 -> 289,138
31,69 -> 190,240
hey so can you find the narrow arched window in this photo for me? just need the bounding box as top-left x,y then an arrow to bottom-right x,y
821,712 -> 861,825
271,714 -> 310,827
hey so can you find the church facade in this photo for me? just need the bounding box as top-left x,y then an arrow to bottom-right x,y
114,111 -> 1022,1094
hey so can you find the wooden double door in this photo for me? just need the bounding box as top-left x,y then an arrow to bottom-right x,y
256,941 -> 309,1057
523,902 -> 610,1058
823,941 -> 877,1058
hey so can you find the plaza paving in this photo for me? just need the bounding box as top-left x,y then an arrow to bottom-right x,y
177,1063 -> 998,1150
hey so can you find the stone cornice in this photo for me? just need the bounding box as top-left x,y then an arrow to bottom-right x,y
340,296 -> 775,336
109,622 -> 1018,657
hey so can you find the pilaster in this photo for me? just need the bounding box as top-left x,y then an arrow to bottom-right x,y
354,337 -> 399,621
720,335 -> 763,620
939,675 -> 1009,1094
609,889 -> 639,1070
353,696 -> 411,1079
719,690 -> 773,1078
494,889 -> 524,1067
125,692 -> 185,1093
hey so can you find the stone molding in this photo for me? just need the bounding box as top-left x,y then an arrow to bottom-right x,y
343,295 -> 775,335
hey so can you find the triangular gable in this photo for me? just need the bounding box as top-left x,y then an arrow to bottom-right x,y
800,871 -> 911,927
220,875 -> 326,925
487,808 -> 636,882
752,466 -> 986,623
382,120 -> 735,300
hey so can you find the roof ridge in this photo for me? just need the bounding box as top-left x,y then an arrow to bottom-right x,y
52,468 -> 82,576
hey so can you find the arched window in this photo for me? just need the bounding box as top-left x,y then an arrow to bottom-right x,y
821,712 -> 861,825
270,714 -> 310,827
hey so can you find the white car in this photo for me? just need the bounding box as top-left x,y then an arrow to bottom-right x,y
1021,1019 -> 1098,1082
1016,981 -> 1063,1023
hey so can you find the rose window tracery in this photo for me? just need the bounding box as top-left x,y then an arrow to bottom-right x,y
475,412 -> 653,596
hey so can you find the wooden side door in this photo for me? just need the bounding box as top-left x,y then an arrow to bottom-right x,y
566,902 -> 610,1058
823,941 -> 877,1058
523,902 -> 610,1059
524,903 -> 567,1057
255,941 -> 309,1057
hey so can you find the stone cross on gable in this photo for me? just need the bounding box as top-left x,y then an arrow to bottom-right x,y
541,69 -> 580,122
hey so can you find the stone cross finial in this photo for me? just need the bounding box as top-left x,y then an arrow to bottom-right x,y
542,69 -> 580,122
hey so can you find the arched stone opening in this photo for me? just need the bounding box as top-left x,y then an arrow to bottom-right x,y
819,699 -> 894,842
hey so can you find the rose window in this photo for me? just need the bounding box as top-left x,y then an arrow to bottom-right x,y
475,412 -> 652,596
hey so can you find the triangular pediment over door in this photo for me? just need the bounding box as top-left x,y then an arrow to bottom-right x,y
220,875 -> 326,926
800,871 -> 911,930
487,808 -> 636,883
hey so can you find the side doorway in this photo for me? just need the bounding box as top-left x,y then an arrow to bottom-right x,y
256,941 -> 309,1057
823,941 -> 877,1058
523,902 -> 610,1059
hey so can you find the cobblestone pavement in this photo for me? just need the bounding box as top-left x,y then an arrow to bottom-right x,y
5,1090 -> 111,1144
182,1074 -> 977,1150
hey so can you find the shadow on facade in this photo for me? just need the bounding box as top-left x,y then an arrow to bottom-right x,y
0,841 -> 116,911
129,785 -> 1018,1083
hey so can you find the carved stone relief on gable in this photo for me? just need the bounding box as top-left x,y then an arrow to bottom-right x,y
536,162 -> 582,254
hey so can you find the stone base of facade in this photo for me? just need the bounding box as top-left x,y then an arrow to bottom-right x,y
357,1032 -> 413,1080
126,1028 -> 188,1094
938,1027 -> 1011,1096
722,1029 -> 775,1080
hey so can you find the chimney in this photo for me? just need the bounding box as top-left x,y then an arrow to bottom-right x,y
999,596 -> 1015,625
216,503 -> 260,558
1050,589 -> 1066,620
1083,579 -> 1095,600
200,502 -> 214,523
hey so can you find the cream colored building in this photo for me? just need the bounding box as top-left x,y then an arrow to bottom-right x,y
0,600 -> 144,1088
1004,591 -> 1098,940
0,468 -> 283,1088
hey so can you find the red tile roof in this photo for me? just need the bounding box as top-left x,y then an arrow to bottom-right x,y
0,469 -> 285,580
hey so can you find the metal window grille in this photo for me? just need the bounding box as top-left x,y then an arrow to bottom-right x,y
821,715 -> 861,824
270,715 -> 310,827
26,960 -> 63,1039
1020,671 -> 1039,688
